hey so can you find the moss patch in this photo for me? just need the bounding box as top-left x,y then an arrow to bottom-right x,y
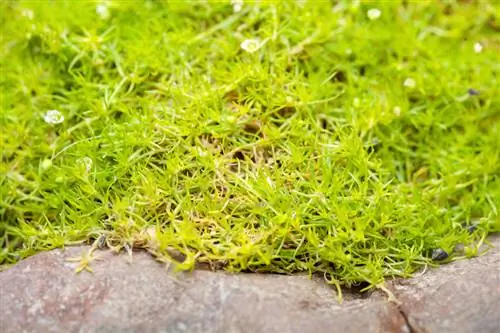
1,0 -> 499,288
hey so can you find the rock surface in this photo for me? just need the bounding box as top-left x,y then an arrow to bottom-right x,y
0,236 -> 499,333
388,236 -> 500,333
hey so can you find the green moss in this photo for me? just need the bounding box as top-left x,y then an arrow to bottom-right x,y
1,0 -> 499,288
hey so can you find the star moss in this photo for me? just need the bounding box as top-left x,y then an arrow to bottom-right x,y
1,1 -> 499,288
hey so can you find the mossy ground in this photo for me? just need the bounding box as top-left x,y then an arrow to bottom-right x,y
1,1 -> 499,288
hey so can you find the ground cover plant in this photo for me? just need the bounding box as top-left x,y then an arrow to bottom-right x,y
1,0 -> 499,291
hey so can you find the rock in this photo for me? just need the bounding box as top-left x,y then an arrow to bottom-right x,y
388,234 -> 500,333
0,246 -> 400,333
0,235 -> 499,333
431,248 -> 449,261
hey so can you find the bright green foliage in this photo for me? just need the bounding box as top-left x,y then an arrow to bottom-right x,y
1,0 -> 499,287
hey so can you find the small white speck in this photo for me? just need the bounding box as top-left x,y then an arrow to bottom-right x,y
266,177 -> 275,188
403,78 -> 416,89
177,322 -> 187,331
96,4 -> 110,20
28,300 -> 43,315
353,97 -> 360,108
332,3 -> 345,13
196,147 -> 208,157
41,159 -> 52,170
240,39 -> 261,53
367,8 -> 381,20
393,106 -> 401,116
77,157 -> 93,173
473,42 -> 483,53
231,0 -> 243,13
43,110 -> 64,124
21,8 -> 34,20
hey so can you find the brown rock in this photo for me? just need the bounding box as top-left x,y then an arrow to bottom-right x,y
0,246 -> 399,333
388,235 -> 500,333
1,236 -> 499,333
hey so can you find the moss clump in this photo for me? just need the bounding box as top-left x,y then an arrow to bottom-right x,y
1,1 -> 499,288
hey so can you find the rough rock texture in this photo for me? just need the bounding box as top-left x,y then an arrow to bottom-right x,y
388,236 -> 500,333
0,236 -> 499,333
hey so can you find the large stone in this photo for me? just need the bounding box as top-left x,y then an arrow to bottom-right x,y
0,246 -> 401,333
0,235 -> 499,333
388,235 -> 500,333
